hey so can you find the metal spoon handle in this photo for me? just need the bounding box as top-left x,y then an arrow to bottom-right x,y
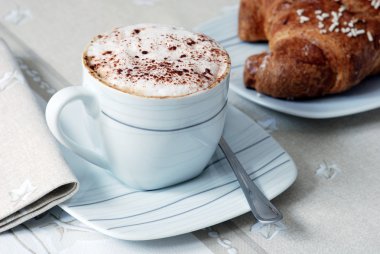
219,137 -> 283,223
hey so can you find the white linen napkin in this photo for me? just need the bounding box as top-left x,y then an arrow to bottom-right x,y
0,39 -> 78,233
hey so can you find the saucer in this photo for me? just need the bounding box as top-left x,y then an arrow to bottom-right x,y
58,102 -> 297,240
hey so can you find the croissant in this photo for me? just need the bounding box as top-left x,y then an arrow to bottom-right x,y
239,0 -> 380,99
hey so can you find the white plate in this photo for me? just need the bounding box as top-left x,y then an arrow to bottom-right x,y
58,102 -> 297,240
196,9 -> 380,119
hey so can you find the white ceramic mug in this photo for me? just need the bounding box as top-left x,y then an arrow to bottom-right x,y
46,59 -> 230,190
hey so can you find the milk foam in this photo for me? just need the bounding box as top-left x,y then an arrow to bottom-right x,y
84,24 -> 230,97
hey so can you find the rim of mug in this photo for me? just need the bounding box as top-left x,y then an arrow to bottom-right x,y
81,31 -> 231,100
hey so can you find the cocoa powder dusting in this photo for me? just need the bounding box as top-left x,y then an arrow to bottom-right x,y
84,24 -> 230,97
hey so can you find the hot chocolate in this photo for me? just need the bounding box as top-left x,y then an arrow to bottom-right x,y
83,24 -> 230,98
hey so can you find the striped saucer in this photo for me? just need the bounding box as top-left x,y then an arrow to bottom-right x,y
58,102 -> 297,240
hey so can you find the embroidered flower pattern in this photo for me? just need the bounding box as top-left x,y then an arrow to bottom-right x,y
3,6 -> 32,25
9,179 -> 37,203
316,161 -> 341,179
206,227 -> 238,253
256,116 -> 278,133
251,221 -> 286,240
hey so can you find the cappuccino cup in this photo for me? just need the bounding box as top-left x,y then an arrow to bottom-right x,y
46,24 -> 230,190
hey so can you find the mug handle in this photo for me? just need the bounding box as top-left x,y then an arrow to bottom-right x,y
45,86 -> 108,168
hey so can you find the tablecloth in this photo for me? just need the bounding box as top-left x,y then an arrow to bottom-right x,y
1,0 -> 380,253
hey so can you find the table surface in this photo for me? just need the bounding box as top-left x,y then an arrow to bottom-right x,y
1,1 -> 380,253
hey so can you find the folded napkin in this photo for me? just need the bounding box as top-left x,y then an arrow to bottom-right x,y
0,39 -> 78,233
